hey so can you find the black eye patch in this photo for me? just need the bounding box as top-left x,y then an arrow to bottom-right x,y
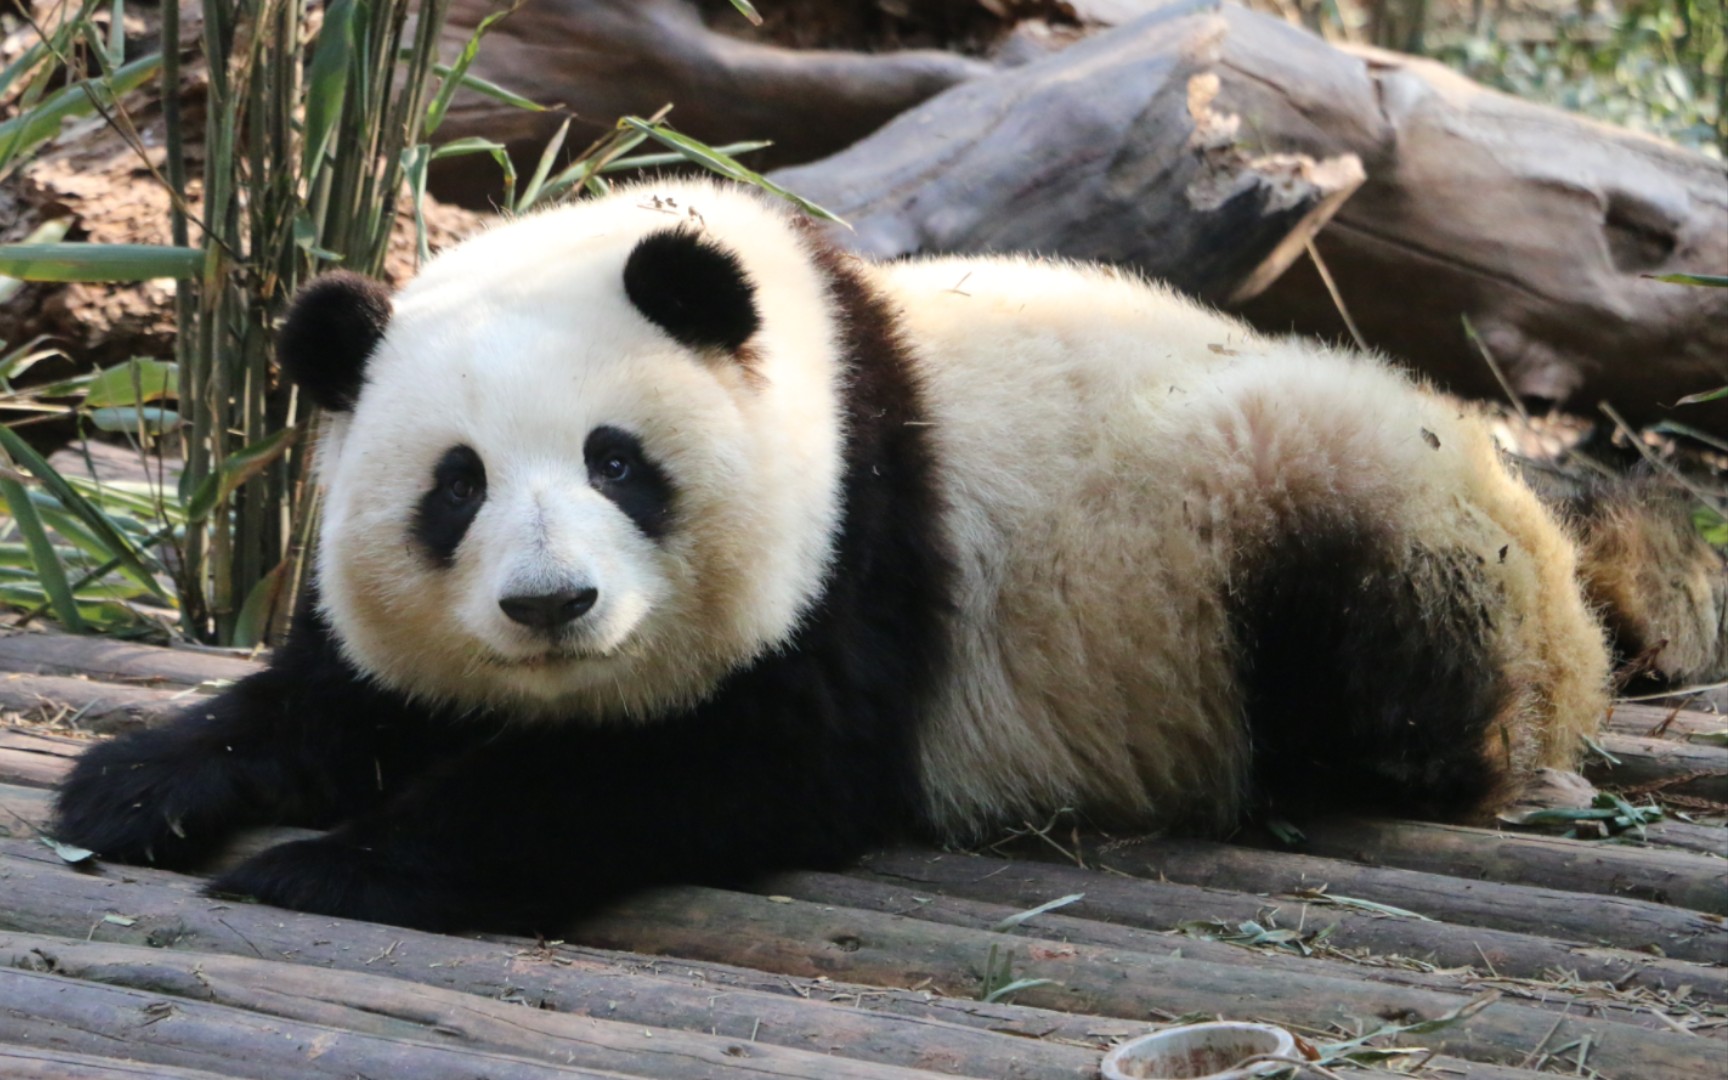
412,444 -> 486,567
584,426 -> 674,541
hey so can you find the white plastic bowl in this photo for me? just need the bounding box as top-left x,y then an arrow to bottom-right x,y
1100,1021 -> 1298,1080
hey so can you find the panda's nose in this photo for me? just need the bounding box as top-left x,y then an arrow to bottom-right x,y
499,588 -> 598,631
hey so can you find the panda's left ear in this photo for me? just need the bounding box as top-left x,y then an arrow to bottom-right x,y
277,271 -> 394,412
623,227 -> 760,354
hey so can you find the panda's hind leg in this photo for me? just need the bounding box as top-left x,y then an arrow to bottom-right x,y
1234,531 -> 1523,818
1205,358 -> 1609,822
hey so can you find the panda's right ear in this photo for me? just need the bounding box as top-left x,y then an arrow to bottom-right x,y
277,271 -> 393,412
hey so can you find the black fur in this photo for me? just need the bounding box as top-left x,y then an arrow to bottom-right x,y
584,426 -> 675,541
277,271 -> 393,412
412,445 -> 487,567
1233,531 -> 1510,820
53,234 -> 951,935
623,227 -> 760,353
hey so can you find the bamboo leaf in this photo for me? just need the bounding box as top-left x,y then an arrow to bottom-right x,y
231,558 -> 290,648
429,136 -> 510,160
0,474 -> 84,630
182,426 -> 301,526
0,425 -> 166,601
0,219 -> 72,304
406,57 -> 546,112
106,0 -> 126,68
88,406 -> 181,434
727,0 -> 764,26
516,118 -> 571,213
303,0 -> 357,175
81,358 -> 177,408
981,978 -> 1056,1004
0,52 -> 160,173
990,894 -> 1085,933
599,141 -> 772,174
1675,386 -> 1728,406
1648,272 -> 1728,287
0,336 -> 64,387
423,9 -> 513,137
0,243 -> 203,282
619,117 -> 847,225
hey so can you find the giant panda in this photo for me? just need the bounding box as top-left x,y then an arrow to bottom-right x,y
54,180 -> 1614,933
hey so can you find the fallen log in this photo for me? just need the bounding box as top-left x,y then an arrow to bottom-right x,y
773,0 -> 1366,307
0,838 -> 1128,1080
571,886 -> 1716,1075
1,933 -> 945,1080
1061,837 -> 1726,965
1232,43 -> 1728,429
1265,817 -> 1728,912
852,849 -> 1728,1003
0,967 -> 636,1080
772,3 -> 1728,425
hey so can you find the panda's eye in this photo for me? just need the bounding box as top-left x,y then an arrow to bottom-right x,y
446,476 -> 478,502
597,453 -> 631,483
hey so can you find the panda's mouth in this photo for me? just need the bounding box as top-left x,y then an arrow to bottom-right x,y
481,648 -> 589,670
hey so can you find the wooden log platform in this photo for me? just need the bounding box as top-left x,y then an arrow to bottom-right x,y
0,628 -> 1723,1078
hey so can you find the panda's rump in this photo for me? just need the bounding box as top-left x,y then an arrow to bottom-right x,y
888,256 -> 1606,837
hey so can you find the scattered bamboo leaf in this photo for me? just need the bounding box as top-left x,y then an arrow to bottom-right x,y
990,893 -> 1085,933
40,836 -> 96,863
1675,386 -> 1728,406
1647,272 -> 1728,287
727,0 -> 765,26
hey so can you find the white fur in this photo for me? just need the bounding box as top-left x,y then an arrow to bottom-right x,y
313,183 -> 849,719
312,180 -> 1606,835
870,257 -> 1602,835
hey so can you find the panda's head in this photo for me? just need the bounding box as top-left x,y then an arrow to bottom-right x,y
279,183 -> 848,720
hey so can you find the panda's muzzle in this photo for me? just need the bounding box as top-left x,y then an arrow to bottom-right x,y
498,587 -> 599,632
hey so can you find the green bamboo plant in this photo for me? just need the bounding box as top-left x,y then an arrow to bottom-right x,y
0,0 -> 791,645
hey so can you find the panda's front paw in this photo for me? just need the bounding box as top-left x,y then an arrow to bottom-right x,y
208,837 -> 469,932
53,732 -> 241,869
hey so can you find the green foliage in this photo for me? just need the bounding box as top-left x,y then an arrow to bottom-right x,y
1433,0 -> 1726,157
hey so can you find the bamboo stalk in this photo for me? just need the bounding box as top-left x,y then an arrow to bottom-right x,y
852,848 -> 1728,1002
1051,837 -> 1728,965
760,869 -> 1709,1026
567,887 -> 1718,1076
0,1044 -> 242,1080
0,838 -> 1126,1079
0,967 -> 632,1080
0,932 -> 947,1080
1257,817 -> 1728,912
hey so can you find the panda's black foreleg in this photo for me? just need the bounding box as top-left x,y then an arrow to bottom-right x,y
206,710 -> 913,934
52,627 -> 456,871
